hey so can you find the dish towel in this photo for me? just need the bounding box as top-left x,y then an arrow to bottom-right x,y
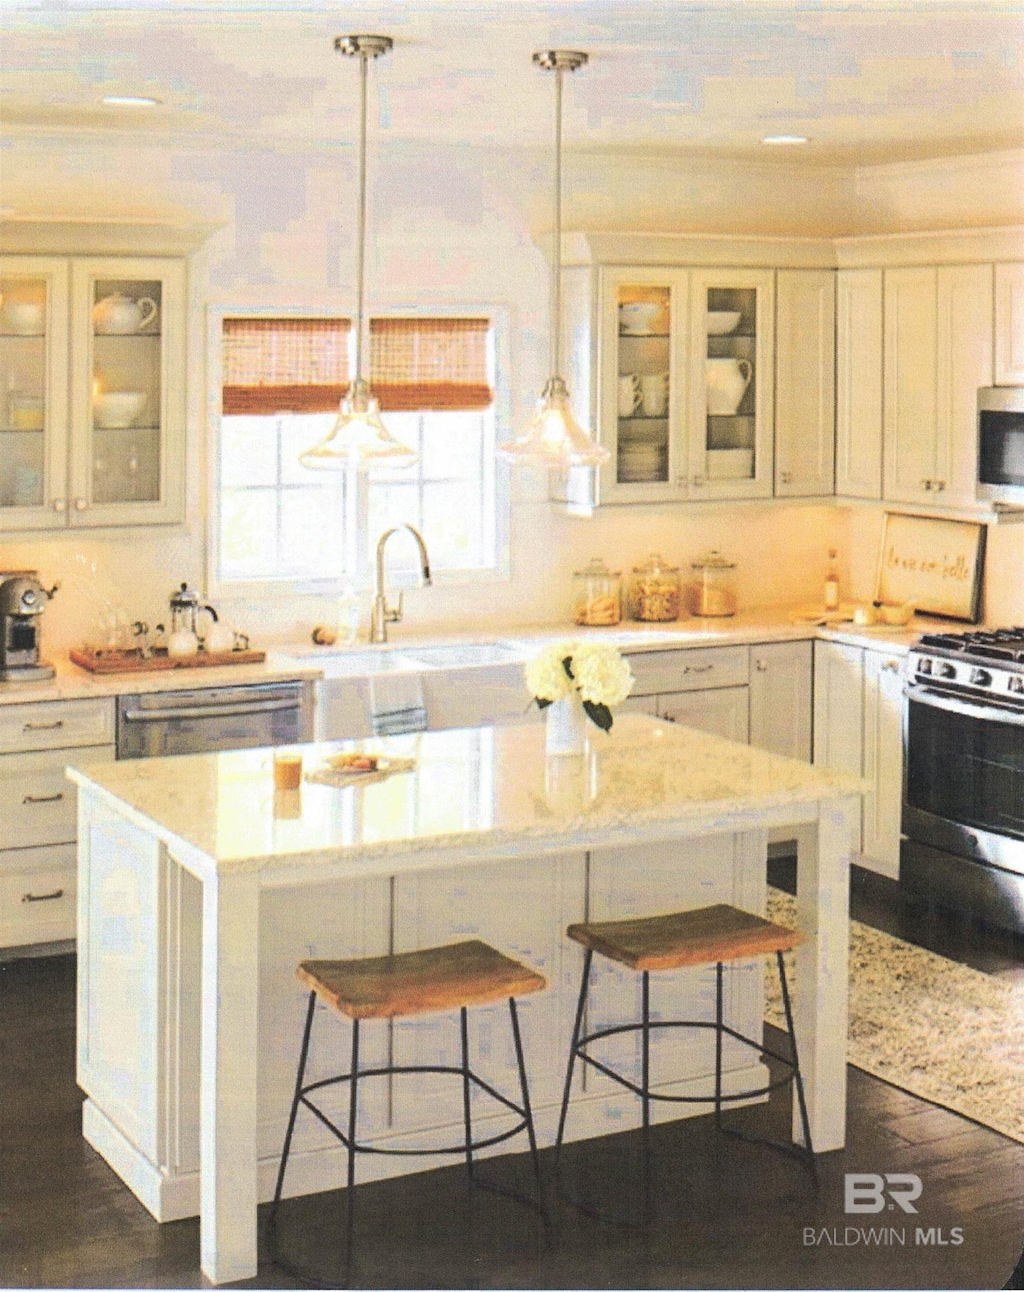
369,673 -> 428,736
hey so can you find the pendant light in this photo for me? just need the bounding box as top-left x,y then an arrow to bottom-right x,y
500,50 -> 609,468
300,34 -> 417,470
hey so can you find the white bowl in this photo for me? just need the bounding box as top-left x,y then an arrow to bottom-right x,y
94,391 -> 147,429
706,448 -> 754,479
707,310 -> 742,335
878,601 -> 915,626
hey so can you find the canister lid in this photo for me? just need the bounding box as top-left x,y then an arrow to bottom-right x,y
574,557 -> 620,578
692,549 -> 735,571
632,552 -> 678,575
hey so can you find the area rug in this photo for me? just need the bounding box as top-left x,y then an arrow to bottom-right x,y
764,888 -> 1024,1145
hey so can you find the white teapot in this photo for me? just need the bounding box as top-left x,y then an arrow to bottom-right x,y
93,293 -> 159,335
705,357 -> 752,416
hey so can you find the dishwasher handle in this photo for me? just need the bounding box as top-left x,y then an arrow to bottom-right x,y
120,697 -> 302,723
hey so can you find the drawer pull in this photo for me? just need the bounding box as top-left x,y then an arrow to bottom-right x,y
22,792 -> 65,806
22,888 -> 65,904
23,720 -> 64,732
683,664 -> 714,674
882,659 -> 901,673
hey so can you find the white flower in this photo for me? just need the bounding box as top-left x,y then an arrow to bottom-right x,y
571,641 -> 635,708
524,640 -> 577,702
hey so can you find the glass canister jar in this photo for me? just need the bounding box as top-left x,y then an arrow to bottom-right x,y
691,550 -> 737,617
573,558 -> 622,626
629,553 -> 682,622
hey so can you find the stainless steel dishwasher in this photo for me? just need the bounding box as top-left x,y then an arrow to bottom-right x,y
116,681 -> 313,759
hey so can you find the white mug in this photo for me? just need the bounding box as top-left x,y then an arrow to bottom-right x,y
617,374 -> 642,419
205,622 -> 249,653
640,372 -> 669,417
3,301 -> 44,335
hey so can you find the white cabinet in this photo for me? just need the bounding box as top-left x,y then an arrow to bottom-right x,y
883,264 -> 993,508
995,263 -> 1024,386
813,641 -> 904,878
658,685 -> 750,743
0,254 -> 186,531
774,270 -> 835,498
862,650 -> 904,880
0,696 -> 115,948
749,641 -> 813,762
835,269 -> 883,499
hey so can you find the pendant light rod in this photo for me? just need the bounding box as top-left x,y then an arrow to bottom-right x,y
336,34 -> 392,387
533,50 -> 587,383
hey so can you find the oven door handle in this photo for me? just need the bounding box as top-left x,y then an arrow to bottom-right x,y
905,684 -> 1024,727
120,698 -> 302,723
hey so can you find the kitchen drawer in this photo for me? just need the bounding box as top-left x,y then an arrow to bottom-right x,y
0,697 -> 115,754
626,646 -> 749,696
0,846 -> 77,948
0,744 -> 114,849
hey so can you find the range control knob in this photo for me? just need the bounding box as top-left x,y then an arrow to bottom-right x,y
1009,676 -> 1024,695
916,657 -> 932,675
938,662 -> 957,680
970,668 -> 992,687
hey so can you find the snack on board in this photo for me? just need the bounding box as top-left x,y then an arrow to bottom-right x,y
327,751 -> 379,773
574,592 -> 621,626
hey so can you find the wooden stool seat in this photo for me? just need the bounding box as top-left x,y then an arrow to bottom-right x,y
566,902 -> 803,973
297,938 -> 547,1021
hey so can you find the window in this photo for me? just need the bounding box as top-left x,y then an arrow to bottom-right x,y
215,314 -> 504,589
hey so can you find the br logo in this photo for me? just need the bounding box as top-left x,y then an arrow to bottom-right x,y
845,1173 -> 923,1214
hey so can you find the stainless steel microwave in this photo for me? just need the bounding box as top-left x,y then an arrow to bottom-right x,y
978,386 -> 1024,503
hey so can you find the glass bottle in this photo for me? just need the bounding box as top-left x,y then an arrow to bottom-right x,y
824,549 -> 840,611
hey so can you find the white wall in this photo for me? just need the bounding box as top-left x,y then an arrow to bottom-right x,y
1,131 -> 1020,648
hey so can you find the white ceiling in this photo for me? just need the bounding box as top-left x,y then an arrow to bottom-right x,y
2,0 -> 1023,167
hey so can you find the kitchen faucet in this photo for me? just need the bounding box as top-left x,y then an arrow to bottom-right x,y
369,525 -> 432,643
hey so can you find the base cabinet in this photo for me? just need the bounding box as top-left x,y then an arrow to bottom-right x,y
749,641 -> 813,762
813,641 -> 903,879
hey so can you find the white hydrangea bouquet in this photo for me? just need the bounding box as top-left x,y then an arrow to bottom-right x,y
526,640 -> 634,752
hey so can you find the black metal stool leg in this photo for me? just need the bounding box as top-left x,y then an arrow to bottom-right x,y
640,969 -> 652,1226
343,1018 -> 360,1283
509,995 -> 549,1232
460,1005 -> 474,1183
555,948 -> 593,1154
273,990 -> 317,1211
714,962 -> 724,1132
776,950 -> 818,1184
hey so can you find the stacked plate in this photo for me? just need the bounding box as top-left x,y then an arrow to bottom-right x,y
618,442 -> 667,482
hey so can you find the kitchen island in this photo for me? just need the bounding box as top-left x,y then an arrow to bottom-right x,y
69,715 -> 860,1285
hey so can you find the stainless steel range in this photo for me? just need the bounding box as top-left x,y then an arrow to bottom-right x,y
904,628 -> 1024,933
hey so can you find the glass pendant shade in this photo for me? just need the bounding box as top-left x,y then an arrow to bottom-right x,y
501,377 -> 609,467
298,378 -> 417,468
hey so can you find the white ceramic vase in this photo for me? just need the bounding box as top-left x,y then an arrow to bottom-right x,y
546,692 -> 589,757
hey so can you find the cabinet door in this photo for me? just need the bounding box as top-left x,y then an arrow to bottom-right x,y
935,264 -> 993,507
69,257 -> 185,527
836,269 -> 883,499
813,642 -> 863,851
862,651 -> 904,880
0,256 -> 70,531
995,263 -> 1024,386
884,267 -> 938,505
688,269 -> 774,501
658,685 -> 750,744
749,641 -> 812,762
596,267 -> 689,504
774,270 -> 835,497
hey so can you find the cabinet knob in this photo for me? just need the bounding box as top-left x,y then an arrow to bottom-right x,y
52,498 -> 66,513
921,479 -> 932,491
882,659 -> 900,673
692,475 -> 705,487
934,480 -> 946,492
74,497 -> 88,511
780,471 -> 792,485
755,659 -> 768,672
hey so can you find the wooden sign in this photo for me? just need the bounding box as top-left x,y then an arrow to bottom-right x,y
874,512 -> 986,622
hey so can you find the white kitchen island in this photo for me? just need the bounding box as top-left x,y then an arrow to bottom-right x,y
68,715 -> 860,1285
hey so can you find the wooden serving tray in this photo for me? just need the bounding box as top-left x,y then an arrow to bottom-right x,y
70,646 -> 266,674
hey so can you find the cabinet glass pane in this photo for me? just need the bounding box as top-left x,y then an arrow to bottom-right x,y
90,278 -> 162,505
704,286 -> 756,482
0,275 -> 47,509
616,285 -> 670,485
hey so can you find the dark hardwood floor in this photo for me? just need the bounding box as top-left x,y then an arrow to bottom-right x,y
1,867 -> 1022,1290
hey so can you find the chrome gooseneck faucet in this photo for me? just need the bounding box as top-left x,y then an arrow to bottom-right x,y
369,524 -> 432,643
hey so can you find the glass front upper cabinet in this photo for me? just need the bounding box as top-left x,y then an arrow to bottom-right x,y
688,269 -> 775,500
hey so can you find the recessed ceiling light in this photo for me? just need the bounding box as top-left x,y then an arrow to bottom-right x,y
762,134 -> 809,146
101,94 -> 162,107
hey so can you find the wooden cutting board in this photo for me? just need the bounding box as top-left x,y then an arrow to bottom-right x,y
70,646 -> 266,674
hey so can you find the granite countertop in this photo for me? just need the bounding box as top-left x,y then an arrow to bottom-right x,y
0,604 -> 943,708
66,714 -> 863,876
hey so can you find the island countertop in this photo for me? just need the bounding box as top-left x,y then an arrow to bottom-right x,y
67,714 -> 862,877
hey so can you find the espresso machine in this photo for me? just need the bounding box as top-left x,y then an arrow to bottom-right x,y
0,571 -> 59,682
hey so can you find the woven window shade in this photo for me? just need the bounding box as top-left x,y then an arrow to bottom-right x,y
222,318 -> 352,415
370,317 -> 492,411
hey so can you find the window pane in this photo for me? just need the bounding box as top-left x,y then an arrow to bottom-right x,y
281,412 -> 337,486
220,489 -> 278,578
221,416 -> 278,488
422,411 -> 482,480
279,487 -> 348,578
423,481 -> 483,569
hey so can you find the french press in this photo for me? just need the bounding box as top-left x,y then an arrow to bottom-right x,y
169,582 -> 218,636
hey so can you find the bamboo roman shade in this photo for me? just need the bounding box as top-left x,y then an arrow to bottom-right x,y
222,318 -> 352,415
370,317 -> 492,411
222,316 -> 492,416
